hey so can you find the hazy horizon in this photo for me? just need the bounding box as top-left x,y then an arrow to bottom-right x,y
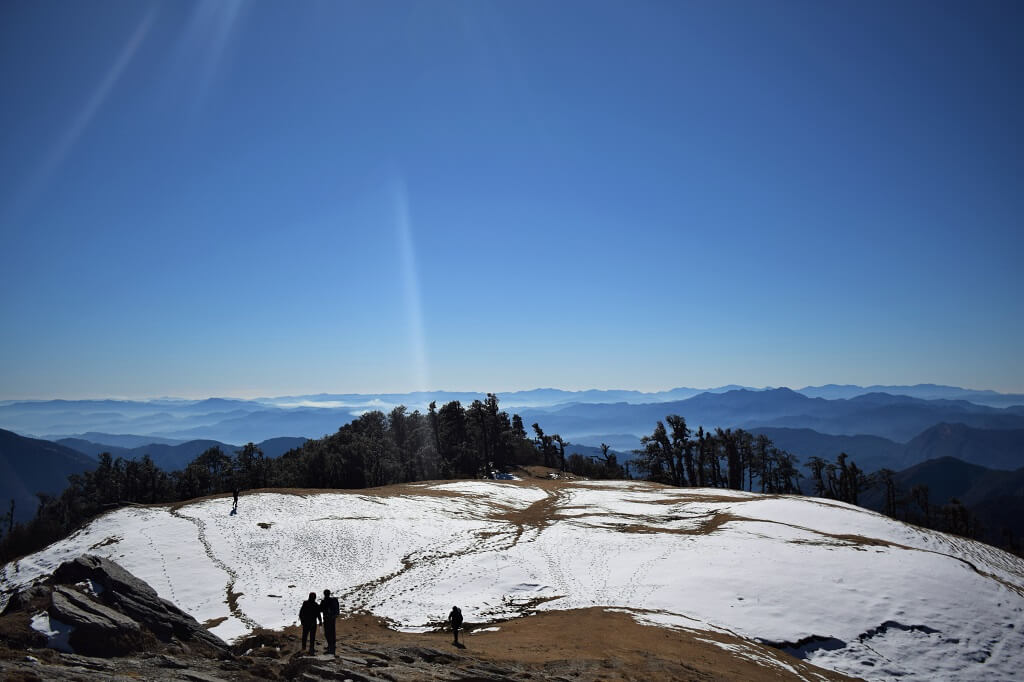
3,2 -> 1021,399
3,380 -> 1023,403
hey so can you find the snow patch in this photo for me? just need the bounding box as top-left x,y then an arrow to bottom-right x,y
30,611 -> 73,652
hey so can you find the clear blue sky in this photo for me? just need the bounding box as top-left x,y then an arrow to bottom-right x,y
1,0 -> 1021,399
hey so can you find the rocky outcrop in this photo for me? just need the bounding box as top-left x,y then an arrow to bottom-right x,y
1,554 -> 227,658
49,584 -> 145,656
50,554 -> 228,653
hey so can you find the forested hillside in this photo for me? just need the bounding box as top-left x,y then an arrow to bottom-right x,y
0,429 -> 96,523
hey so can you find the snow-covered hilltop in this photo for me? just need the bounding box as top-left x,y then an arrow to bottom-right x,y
3,478 -> 1022,681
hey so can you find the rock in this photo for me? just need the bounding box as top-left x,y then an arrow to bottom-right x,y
50,555 -> 228,653
50,585 -> 138,632
1,584 -> 51,615
155,653 -> 189,668
57,653 -> 116,672
462,661 -> 522,679
180,671 -> 230,682
392,646 -> 461,665
49,585 -> 145,656
459,665 -> 522,681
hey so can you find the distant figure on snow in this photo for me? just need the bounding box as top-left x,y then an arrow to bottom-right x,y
320,589 -> 340,654
448,605 -> 463,645
299,592 -> 322,654
232,487 -> 239,511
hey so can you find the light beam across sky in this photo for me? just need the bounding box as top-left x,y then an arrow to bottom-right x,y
393,175 -> 430,394
3,5 -> 156,225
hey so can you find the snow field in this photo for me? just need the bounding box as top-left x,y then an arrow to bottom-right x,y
2,480 -> 1022,681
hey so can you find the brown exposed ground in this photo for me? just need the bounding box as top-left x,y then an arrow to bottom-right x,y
414,607 -> 858,681
253,607 -> 860,681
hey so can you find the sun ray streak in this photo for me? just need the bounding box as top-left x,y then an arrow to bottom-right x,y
394,178 -> 430,393
4,7 -> 157,224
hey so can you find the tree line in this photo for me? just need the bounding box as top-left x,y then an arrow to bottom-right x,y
869,469 -> 994,546
632,416 -> 804,495
631,415 -> 1009,552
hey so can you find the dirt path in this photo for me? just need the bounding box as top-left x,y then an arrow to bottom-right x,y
487,485 -> 567,546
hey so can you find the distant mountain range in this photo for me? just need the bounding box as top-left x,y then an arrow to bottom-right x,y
749,428 -> 907,473
525,388 -> 1024,447
55,436 -> 307,471
265,383 -> 1024,409
3,384 -> 1021,446
796,384 -> 1024,408
752,423 -> 1024,474
2,384 -> 1022,475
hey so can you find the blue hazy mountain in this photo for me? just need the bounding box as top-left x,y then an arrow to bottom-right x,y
798,384 -> 1024,408
56,432 -> 184,448
3,385 -> 1024,453
750,428 -> 907,473
0,398 -> 271,439
901,423 -> 1024,471
263,386 -> 754,410
567,433 -> 652,452
752,423 -> 1024,474
157,408 -> 357,444
519,388 -> 1024,446
55,436 -> 308,471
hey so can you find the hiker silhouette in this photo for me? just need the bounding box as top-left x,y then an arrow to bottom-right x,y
232,487 -> 239,510
320,589 -> 340,654
449,605 -> 463,646
299,592 -> 321,654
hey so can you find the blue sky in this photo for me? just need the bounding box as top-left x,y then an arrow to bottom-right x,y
1,0 -> 1021,399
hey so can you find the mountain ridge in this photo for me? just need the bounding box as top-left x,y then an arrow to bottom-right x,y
0,429 -> 97,523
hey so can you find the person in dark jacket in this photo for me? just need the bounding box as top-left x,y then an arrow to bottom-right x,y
320,589 -> 340,654
299,592 -> 321,654
448,605 -> 463,645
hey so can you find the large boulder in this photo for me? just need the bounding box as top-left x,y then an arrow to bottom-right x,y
51,554 -> 228,653
0,554 -> 230,657
49,584 -> 145,656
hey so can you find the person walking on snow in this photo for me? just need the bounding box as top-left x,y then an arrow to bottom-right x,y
299,592 -> 321,654
320,589 -> 340,654
448,605 -> 463,645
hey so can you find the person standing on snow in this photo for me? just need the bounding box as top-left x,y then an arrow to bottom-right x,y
299,592 -> 322,654
320,589 -> 340,654
448,605 -> 463,645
